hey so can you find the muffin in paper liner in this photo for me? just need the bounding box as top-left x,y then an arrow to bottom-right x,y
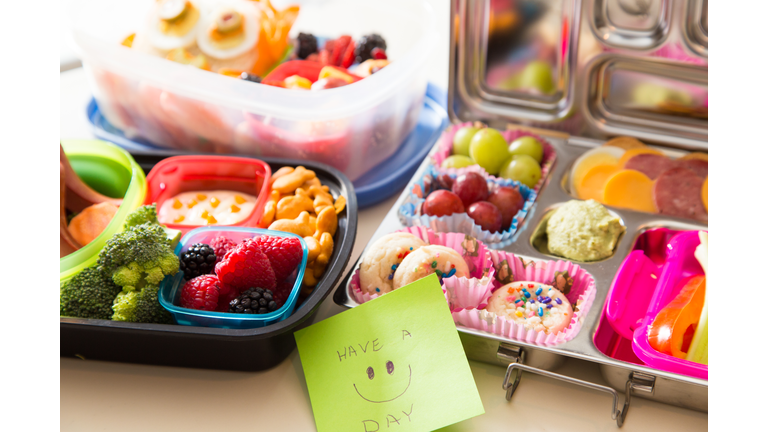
451,250 -> 597,346
397,165 -> 537,248
348,227 -> 495,306
431,122 -> 558,194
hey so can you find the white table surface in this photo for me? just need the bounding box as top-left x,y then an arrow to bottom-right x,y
59,1 -> 708,428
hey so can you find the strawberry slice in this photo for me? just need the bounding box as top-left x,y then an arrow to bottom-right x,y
330,35 -> 352,67
318,49 -> 331,65
341,41 -> 356,68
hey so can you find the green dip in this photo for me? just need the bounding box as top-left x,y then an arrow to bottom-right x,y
546,200 -> 625,261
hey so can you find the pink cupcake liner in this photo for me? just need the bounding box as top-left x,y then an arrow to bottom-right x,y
431,123 -> 558,194
451,250 -> 597,347
348,227 -> 495,306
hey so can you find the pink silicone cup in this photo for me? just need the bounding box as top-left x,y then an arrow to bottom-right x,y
605,250 -> 662,340
431,123 -> 557,194
451,250 -> 597,347
631,230 -> 708,380
348,227 -> 495,305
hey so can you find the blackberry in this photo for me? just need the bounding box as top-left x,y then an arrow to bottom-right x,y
229,287 -> 279,314
295,32 -> 318,59
355,34 -> 387,63
179,243 -> 217,281
240,72 -> 262,83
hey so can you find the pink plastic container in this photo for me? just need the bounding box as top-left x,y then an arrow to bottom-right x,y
597,228 -> 707,379
144,155 -> 271,235
631,230 -> 707,380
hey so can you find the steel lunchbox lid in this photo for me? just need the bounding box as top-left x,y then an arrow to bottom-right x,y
448,0 -> 708,151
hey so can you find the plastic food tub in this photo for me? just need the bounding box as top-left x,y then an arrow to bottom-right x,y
159,227 -> 308,329
144,155 -> 271,235
631,230 -> 707,379
67,0 -> 436,181
60,139 -> 147,284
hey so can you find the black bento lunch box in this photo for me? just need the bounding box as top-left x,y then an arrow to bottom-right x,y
61,151 -> 358,371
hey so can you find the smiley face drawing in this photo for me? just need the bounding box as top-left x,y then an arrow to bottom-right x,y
353,360 -> 412,403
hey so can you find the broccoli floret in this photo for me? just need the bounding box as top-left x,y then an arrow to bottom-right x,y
60,267 -> 123,319
98,206 -> 180,290
112,285 -> 173,324
124,204 -> 158,228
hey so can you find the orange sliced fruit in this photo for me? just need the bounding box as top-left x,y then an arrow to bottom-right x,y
701,177 -> 708,211
576,164 -> 620,202
618,148 -> 666,168
679,152 -> 708,162
603,136 -> 646,150
602,170 -> 657,213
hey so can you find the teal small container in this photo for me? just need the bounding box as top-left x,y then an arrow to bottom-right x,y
159,227 -> 308,329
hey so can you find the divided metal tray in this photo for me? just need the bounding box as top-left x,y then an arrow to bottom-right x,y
334,130 -> 707,425
61,152 -> 358,371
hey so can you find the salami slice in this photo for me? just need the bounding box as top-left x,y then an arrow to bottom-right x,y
653,167 -> 707,222
624,154 -> 675,180
673,158 -> 708,178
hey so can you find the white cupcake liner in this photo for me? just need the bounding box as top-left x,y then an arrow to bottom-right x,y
398,165 -> 537,249
431,124 -> 558,194
348,227 -> 495,307
451,250 -> 597,347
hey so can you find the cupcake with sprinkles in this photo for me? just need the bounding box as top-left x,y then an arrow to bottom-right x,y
484,281 -> 573,335
349,226 -> 495,305
359,232 -> 427,295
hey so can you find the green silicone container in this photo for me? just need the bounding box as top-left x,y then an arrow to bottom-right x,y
60,139 -> 147,284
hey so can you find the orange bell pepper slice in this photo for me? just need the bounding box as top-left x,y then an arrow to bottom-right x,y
647,275 -> 706,359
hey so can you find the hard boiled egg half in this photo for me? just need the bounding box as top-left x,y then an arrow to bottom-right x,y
147,0 -> 207,51
196,0 -> 260,60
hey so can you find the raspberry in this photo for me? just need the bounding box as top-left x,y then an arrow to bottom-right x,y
210,236 -> 237,265
272,279 -> 294,307
215,239 -> 276,292
251,235 -> 303,282
180,275 -> 221,311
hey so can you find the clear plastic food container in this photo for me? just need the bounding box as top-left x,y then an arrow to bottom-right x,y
67,0 -> 436,181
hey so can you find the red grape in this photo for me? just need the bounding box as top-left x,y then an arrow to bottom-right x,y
452,172 -> 489,207
423,190 -> 465,217
467,201 -> 503,233
487,186 -> 525,230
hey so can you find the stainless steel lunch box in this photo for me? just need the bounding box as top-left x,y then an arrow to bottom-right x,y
335,0 -> 708,426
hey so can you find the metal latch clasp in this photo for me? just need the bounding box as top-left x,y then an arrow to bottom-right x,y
499,344 -> 656,428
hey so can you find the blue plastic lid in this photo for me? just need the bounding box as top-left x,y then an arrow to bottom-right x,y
87,84 -> 449,208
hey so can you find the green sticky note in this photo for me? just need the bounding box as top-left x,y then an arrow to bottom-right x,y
295,274 -> 484,432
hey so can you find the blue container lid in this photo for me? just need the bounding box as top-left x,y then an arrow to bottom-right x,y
87,84 -> 449,208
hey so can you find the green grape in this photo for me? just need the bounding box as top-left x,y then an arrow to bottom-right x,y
508,136 -> 544,163
518,60 -> 555,95
441,155 -> 476,169
499,154 -> 542,188
469,128 -> 509,175
452,126 -> 479,156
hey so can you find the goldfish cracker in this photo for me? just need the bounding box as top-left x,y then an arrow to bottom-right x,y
334,195 -> 346,214
304,236 -> 321,262
312,192 -> 335,214
313,260 -> 328,279
268,211 -> 314,237
618,148 -> 665,168
315,232 -> 334,266
298,177 -> 322,191
272,166 -> 316,194
602,170 -> 657,213
576,164 -> 620,202
270,166 -> 295,186
303,268 -> 319,287
276,189 -> 314,220
260,200 -> 277,227
701,177 -> 708,211
314,206 -> 338,238
308,215 -> 317,231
